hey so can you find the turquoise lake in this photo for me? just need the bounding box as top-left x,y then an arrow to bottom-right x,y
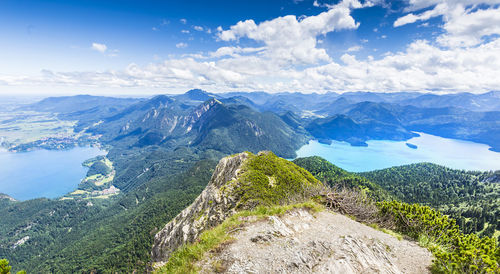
0,147 -> 105,201
295,132 -> 500,172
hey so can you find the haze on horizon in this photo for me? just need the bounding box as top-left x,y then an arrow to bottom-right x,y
1,0 -> 500,96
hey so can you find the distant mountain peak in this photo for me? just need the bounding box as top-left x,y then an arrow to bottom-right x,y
185,88 -> 208,95
183,89 -> 215,101
0,193 -> 16,202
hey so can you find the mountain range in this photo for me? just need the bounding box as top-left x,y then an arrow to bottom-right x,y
23,89 -> 500,151
1,89 -> 499,272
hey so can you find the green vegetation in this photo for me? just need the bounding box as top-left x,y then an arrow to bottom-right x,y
0,151 -> 217,273
296,156 -> 500,273
0,110 -> 76,149
361,164 -> 500,238
293,156 -> 391,201
156,202 -> 323,273
2,91 -> 500,273
379,201 -> 499,273
0,259 -> 25,274
87,160 -> 112,177
230,152 -> 321,208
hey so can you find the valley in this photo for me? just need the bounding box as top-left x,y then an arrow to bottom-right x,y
0,89 -> 499,273
3,1 -> 500,272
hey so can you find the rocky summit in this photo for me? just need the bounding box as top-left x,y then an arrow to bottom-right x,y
151,151 -> 434,273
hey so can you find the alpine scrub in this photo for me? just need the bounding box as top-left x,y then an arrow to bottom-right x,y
378,201 -> 499,273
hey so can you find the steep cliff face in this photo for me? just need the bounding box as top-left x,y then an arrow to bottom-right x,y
151,152 -> 249,265
151,151 -> 321,266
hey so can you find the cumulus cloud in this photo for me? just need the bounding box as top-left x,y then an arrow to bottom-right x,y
438,6 -> 500,47
2,0 -> 500,94
91,43 -> 107,53
193,25 -> 204,31
218,0 -> 360,64
4,36 -> 499,94
394,0 -> 500,47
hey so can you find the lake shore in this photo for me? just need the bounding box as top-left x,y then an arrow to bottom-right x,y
295,132 -> 500,172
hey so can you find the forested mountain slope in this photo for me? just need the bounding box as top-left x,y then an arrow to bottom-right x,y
361,164 -> 500,238
153,152 -> 498,273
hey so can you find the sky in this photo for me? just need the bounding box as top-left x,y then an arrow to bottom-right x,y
0,0 -> 499,95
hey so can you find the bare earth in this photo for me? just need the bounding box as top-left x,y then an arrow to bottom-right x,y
197,208 -> 433,273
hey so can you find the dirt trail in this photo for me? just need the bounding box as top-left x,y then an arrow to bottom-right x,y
197,208 -> 433,273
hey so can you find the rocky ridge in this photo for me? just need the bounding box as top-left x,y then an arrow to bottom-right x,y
151,152 -> 249,266
196,208 -> 432,273
151,151 -> 433,273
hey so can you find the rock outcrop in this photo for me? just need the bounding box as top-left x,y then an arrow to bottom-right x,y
196,208 -> 433,274
0,193 -> 16,202
151,152 -> 250,266
151,151 -> 321,267
151,151 -> 433,273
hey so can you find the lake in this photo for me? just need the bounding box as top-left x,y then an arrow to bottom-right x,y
295,132 -> 500,172
0,146 -> 105,201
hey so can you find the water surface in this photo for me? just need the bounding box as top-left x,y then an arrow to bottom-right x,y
295,133 -> 500,172
0,147 -> 105,200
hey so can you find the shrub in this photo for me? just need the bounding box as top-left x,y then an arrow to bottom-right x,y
378,201 -> 499,273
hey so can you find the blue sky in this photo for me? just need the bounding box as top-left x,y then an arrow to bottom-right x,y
0,0 -> 499,95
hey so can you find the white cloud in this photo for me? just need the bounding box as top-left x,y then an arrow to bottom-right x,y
346,45 -> 363,52
210,46 -> 266,58
394,1 -> 500,47
91,43 -> 107,53
438,6 -> 500,47
218,0 -> 360,64
394,3 -> 447,27
180,18 -> 187,24
193,25 -> 204,31
181,29 -> 190,34
176,42 -> 188,48
2,0 -> 500,95
5,36 -> 500,94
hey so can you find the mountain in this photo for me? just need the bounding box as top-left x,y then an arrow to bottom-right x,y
152,151 -> 321,263
152,153 -> 499,273
293,156 -> 391,200
400,91 -> 500,112
92,97 -> 308,158
152,152 -> 438,273
219,91 -> 275,105
312,98 -> 500,152
305,114 -> 415,146
173,89 -> 218,103
0,194 -> 15,209
0,193 -> 15,201
360,163 -> 500,238
23,95 -> 143,130
21,90 -> 500,151
3,90 -> 500,272
23,95 -> 141,114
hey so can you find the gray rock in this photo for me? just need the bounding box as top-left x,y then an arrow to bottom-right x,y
151,152 -> 250,266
